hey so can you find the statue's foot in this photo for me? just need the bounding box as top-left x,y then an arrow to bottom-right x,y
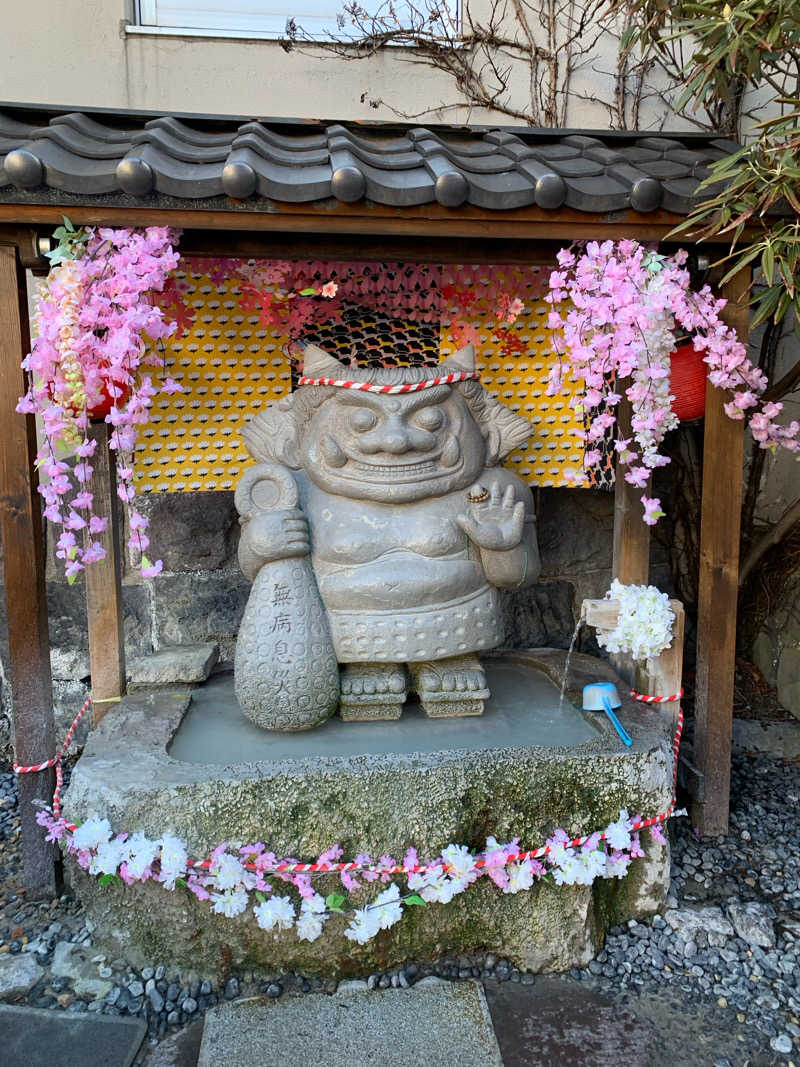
410,654 -> 489,718
339,663 -> 408,722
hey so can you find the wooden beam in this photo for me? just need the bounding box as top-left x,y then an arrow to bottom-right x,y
0,200 -> 690,242
0,243 -> 58,896
691,269 -> 748,837
85,422 -> 125,725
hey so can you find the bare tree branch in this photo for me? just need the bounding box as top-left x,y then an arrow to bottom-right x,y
740,497 -> 800,587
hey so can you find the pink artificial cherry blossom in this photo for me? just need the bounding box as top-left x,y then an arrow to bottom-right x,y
546,241 -> 799,523
17,226 -> 181,578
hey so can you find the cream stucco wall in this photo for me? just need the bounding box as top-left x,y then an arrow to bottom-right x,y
2,0 -> 689,130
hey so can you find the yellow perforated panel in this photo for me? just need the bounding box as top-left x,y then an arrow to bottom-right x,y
136,263 -> 586,492
137,272 -> 292,493
438,267 -> 585,487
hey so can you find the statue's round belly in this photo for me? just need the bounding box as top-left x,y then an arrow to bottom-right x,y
314,553 -> 484,610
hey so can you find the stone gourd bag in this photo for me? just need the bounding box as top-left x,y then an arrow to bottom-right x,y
234,462 -> 339,729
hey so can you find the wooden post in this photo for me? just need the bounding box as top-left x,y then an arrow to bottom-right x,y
612,396 -> 651,586
610,396 -> 651,686
85,421 -> 125,725
0,243 -> 58,896
692,271 -> 748,836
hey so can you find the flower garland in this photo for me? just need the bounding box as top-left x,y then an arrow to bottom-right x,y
26,685 -> 684,947
546,240 -> 799,524
595,580 -> 675,662
35,807 -> 672,946
17,224 -> 181,580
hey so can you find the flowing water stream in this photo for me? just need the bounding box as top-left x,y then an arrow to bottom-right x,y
559,616 -> 584,713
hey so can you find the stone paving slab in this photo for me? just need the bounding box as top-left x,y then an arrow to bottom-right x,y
198,979 -> 502,1067
484,977 -> 655,1067
128,643 -> 219,687
0,1004 -> 146,1067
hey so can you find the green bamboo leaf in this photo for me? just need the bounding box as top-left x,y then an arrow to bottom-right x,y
762,244 -> 775,285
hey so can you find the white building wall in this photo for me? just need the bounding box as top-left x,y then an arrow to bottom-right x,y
2,0 -> 687,130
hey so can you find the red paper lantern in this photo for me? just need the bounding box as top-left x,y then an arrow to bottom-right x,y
50,367 -> 131,421
86,378 -> 130,420
670,340 -> 707,422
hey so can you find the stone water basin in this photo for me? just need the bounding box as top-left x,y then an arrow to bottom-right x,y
65,648 -> 675,977
169,654 -> 600,764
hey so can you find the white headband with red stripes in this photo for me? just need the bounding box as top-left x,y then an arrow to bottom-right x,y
296,370 -> 479,395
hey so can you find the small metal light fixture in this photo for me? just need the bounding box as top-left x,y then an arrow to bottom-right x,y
689,252 -> 711,289
36,235 -> 55,261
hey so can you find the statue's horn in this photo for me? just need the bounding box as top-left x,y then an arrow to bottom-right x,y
440,344 -> 476,374
301,344 -> 348,379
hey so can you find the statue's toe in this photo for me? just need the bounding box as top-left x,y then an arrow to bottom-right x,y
389,672 -> 406,694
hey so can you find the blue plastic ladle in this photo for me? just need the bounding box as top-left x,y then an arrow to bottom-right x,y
582,682 -> 633,747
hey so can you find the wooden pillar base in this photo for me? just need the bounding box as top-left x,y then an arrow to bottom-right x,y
85,421 -> 126,726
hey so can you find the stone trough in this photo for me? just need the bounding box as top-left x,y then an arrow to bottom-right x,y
64,648 -> 675,978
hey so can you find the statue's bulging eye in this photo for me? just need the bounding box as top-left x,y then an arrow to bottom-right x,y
415,406 -> 445,431
350,408 -> 377,432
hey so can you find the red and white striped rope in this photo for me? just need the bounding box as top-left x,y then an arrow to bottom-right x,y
296,371 -> 479,394
631,687 -> 684,807
13,695 -> 92,818
22,685 -> 685,876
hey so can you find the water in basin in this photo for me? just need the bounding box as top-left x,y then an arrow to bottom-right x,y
169,658 -> 599,764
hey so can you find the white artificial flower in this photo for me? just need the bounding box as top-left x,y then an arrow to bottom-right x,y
580,849 -> 607,882
253,895 -> 295,931
71,815 -> 112,852
158,834 -> 188,890
441,844 -> 478,884
88,837 -> 127,876
504,860 -> 535,895
596,580 -> 674,662
125,832 -> 159,880
211,887 -> 249,917
551,855 -> 584,886
408,866 -> 465,905
605,810 -> 633,852
344,907 -> 380,945
300,892 -> 327,915
212,851 -> 247,890
370,883 -> 403,931
296,912 -> 325,942
605,852 -> 632,879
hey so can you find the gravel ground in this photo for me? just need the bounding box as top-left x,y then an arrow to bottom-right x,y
0,746 -> 798,1066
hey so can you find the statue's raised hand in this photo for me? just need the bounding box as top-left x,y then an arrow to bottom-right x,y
456,481 -> 525,552
236,462 -> 310,578
243,508 -> 310,562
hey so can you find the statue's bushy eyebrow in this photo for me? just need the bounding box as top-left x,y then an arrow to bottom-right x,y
335,385 -> 452,412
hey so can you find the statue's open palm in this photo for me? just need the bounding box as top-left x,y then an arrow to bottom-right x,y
456,482 -> 525,551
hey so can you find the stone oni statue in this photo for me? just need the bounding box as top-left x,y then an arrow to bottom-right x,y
234,343 -> 541,730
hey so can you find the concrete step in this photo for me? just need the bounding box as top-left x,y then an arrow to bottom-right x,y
197,978 -> 502,1066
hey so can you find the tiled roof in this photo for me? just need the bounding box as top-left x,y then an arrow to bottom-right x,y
0,107 -> 738,214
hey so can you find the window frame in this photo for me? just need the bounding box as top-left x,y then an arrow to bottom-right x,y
133,0 -> 447,43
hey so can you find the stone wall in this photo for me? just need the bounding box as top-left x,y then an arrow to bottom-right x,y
0,485 -> 674,760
